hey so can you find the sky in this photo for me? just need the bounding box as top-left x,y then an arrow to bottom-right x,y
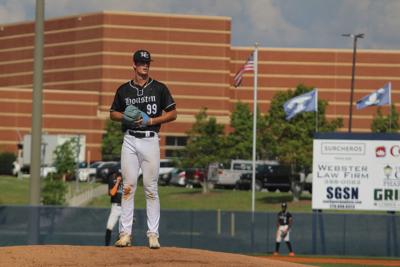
0,0 -> 399,50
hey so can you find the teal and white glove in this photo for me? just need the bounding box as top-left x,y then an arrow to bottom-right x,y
122,105 -> 141,125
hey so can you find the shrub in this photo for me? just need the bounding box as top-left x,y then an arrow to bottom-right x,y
42,172 -> 68,205
0,152 -> 16,175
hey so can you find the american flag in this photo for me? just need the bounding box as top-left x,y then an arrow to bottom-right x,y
233,52 -> 254,88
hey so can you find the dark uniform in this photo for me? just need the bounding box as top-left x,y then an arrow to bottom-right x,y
274,202 -> 295,256
110,78 -> 176,133
277,211 -> 292,226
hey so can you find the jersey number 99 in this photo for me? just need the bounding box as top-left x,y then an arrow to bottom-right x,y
147,104 -> 157,115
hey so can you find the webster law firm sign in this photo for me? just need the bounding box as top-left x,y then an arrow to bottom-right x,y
312,133 -> 400,211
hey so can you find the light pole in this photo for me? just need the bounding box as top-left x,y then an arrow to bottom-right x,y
342,33 -> 364,133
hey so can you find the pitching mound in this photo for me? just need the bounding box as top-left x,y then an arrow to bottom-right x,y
0,245 -> 310,267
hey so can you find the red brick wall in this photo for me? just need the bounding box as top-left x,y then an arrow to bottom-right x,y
0,11 -> 399,160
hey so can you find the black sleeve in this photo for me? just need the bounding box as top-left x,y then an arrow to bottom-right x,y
110,87 -> 124,113
160,83 -> 176,112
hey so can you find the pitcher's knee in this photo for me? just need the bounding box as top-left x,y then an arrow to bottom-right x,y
145,190 -> 159,200
123,184 -> 134,200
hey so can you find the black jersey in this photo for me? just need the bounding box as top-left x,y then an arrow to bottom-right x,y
108,175 -> 123,204
110,78 -> 176,133
277,211 -> 292,226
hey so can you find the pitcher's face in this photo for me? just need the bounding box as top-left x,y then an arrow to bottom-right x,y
134,61 -> 150,75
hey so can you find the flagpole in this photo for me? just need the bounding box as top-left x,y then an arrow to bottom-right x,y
250,42 -> 258,252
251,43 -> 258,217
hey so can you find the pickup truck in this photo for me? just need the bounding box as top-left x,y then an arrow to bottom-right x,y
235,164 -> 301,192
208,159 -> 278,189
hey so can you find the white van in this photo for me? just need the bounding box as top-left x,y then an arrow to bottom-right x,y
208,159 -> 278,189
158,159 -> 177,185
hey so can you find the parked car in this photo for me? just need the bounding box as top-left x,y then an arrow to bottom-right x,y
41,165 -> 57,177
102,162 -> 147,184
185,168 -> 206,188
158,159 -> 177,185
106,162 -> 122,182
208,159 -> 278,189
235,164 -> 300,192
77,161 -> 103,182
169,169 -> 186,187
96,161 -> 119,183
18,164 -> 57,178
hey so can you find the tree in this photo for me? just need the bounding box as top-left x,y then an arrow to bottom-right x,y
53,138 -> 78,181
181,108 -> 227,192
102,119 -> 124,160
181,108 -> 227,168
371,105 -> 399,133
42,138 -> 77,205
226,102 -> 268,160
264,84 -> 343,170
226,102 -> 252,160
42,172 -> 67,205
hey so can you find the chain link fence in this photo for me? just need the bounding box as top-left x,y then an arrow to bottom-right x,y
0,206 -> 398,257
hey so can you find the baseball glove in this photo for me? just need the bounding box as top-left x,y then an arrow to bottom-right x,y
123,105 -> 142,123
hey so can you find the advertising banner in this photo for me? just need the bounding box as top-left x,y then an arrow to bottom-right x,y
312,133 -> 400,211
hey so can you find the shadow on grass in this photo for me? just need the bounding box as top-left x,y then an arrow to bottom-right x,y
166,187 -> 235,196
165,187 -> 203,196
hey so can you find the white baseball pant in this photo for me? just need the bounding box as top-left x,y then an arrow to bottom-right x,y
120,133 -> 160,237
106,203 -> 122,230
276,225 -> 290,242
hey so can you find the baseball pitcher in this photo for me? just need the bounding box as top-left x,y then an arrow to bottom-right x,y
110,49 -> 177,249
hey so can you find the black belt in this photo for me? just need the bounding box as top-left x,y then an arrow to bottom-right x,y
127,130 -> 156,138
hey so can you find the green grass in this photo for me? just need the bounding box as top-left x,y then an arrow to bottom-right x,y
0,175 -> 100,205
88,184 -> 313,212
88,185 -> 391,214
0,175 -> 392,214
0,176 -> 30,204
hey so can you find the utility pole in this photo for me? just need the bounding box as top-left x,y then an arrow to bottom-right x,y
28,0 -> 45,245
342,33 -> 364,132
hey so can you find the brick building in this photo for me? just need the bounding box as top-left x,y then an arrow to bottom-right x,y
0,11 -> 399,160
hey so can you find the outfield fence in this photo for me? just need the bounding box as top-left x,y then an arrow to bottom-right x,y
0,205 -> 398,257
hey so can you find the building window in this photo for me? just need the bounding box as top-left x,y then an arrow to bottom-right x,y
165,136 -> 187,158
166,136 -> 187,146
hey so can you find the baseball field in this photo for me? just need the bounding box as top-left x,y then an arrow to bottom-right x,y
1,176 -> 399,266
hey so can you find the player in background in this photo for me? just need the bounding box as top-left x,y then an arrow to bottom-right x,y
110,49 -> 177,249
105,172 -> 123,246
273,202 -> 295,256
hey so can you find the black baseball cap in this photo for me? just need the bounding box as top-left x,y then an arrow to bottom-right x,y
133,49 -> 152,63
281,202 -> 287,208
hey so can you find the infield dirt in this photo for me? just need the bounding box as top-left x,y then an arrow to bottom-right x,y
0,245 -> 310,267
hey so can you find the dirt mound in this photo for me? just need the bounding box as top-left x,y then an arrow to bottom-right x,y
0,245 -> 309,267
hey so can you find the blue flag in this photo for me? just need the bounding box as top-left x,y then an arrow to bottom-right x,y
356,82 -> 391,110
283,89 -> 318,120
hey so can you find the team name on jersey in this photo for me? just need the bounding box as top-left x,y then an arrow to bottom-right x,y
125,95 -> 156,106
